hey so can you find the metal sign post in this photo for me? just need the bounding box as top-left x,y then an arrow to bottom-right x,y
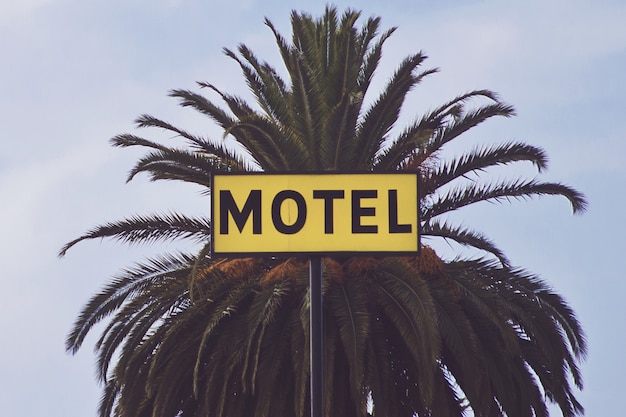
309,255 -> 323,417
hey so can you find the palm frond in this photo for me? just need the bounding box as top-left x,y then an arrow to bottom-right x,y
424,178 -> 587,221
424,101 -> 516,156
327,275 -> 370,406
427,141 -> 548,192
373,258 -> 439,401
167,88 -> 237,130
123,148 -> 211,184
228,45 -> 293,129
111,128 -> 250,174
422,220 -> 510,266
323,90 -> 362,169
59,213 -> 210,257
65,251 -> 194,353
355,53 -> 435,168
357,25 -> 395,94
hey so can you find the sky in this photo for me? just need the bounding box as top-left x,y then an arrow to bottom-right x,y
1,0 -> 624,415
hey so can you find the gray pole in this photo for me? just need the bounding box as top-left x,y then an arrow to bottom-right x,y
309,255 -> 323,417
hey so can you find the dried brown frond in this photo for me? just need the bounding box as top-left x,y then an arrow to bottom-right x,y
412,246 -> 445,275
343,257 -> 381,278
190,264 -> 218,283
218,258 -> 264,279
404,246 -> 462,299
323,258 -> 344,283
260,258 -> 302,283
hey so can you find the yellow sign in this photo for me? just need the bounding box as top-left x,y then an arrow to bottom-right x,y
211,172 -> 419,256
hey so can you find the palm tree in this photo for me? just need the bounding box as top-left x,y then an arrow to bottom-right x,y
61,7 -> 587,417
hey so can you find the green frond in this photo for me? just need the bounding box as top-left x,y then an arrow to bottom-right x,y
240,278 -> 292,392
427,141 -> 549,192
98,380 -> 119,417
131,113 -> 251,172
109,134 -> 168,151
290,10 -> 327,81
228,116 -> 311,171
357,25 -> 394,93
366,328 -> 402,417
441,258 -> 586,416
322,90 -> 362,169
432,296 -> 485,408
444,259 -> 523,355
424,101 -> 516,155
430,89 -> 502,121
253,297 -> 300,417
192,275 -> 259,396
99,279 -> 189,383
264,17 -> 293,76
429,366 -> 466,417
168,88 -> 235,129
230,44 -> 291,126
355,53 -> 434,168
373,258 -> 439,401
59,213 -> 210,257
225,121 -> 288,171
289,53 -> 327,169
124,148 -> 211,184
66,251 -> 193,353
134,113 -> 225,145
535,288 -> 587,360
422,220 -> 510,266
372,114 -> 442,171
424,178 -> 588,221
376,95 -> 515,173
327,276 -> 370,406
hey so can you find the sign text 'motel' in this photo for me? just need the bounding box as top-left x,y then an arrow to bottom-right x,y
211,173 -> 419,256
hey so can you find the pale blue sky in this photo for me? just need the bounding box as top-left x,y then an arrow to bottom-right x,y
1,1 -> 624,415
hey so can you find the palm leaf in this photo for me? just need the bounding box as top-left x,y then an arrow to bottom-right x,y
422,220 -> 510,266
327,275 -> 370,406
65,252 -> 194,353
424,178 -> 587,220
59,213 -> 210,256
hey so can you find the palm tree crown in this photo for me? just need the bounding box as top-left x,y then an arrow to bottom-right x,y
61,7 -> 587,417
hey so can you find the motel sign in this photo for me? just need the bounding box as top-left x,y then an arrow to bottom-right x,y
211,172 -> 419,256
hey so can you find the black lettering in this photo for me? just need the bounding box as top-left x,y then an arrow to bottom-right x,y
219,190 -> 262,234
313,190 -> 345,234
388,190 -> 412,233
352,190 -> 378,234
272,190 -> 307,234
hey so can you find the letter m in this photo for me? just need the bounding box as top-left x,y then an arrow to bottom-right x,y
219,190 -> 262,234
